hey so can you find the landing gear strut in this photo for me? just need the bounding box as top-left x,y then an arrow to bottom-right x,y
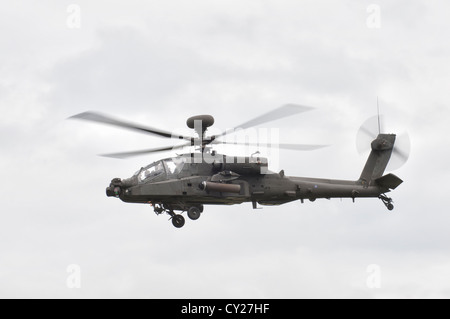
153,203 -> 186,228
379,194 -> 394,211
152,203 -> 203,228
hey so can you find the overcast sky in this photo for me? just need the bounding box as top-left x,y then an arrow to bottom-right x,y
1,0 -> 450,298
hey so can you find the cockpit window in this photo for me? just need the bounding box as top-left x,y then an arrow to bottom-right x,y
138,161 -> 164,182
165,157 -> 186,177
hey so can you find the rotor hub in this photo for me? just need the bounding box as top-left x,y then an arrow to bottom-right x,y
371,135 -> 395,151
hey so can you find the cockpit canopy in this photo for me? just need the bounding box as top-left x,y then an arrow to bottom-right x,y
133,153 -> 269,183
135,157 -> 187,183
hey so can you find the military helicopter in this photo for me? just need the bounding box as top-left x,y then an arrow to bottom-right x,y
70,104 -> 408,228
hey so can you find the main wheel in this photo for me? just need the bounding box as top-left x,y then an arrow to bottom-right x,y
387,203 -> 394,211
188,207 -> 201,221
172,215 -> 185,228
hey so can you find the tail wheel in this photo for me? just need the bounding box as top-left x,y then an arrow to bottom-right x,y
172,215 -> 185,228
379,194 -> 395,211
188,207 -> 201,220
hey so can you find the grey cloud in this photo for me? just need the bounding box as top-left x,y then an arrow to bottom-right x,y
1,0 -> 450,299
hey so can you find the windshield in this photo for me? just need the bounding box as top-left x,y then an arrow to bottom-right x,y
138,161 -> 165,182
164,157 -> 186,177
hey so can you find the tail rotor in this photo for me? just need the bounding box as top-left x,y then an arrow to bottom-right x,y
356,115 -> 411,171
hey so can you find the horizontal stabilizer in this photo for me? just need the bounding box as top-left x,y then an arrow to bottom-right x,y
375,173 -> 403,190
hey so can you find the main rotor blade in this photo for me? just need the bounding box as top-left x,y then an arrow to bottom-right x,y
218,104 -> 314,138
100,143 -> 191,159
215,140 -> 328,151
69,111 -> 192,141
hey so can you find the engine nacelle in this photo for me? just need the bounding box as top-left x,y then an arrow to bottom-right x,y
222,156 -> 268,175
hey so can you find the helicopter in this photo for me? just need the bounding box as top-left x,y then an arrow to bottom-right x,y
69,104 -> 407,228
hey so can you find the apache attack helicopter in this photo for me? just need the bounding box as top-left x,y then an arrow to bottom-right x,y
70,104 -> 408,228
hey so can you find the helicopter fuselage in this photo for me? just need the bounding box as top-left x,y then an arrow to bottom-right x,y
106,152 -> 391,213
70,107 -> 405,229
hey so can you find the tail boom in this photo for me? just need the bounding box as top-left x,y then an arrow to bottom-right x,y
285,133 -> 403,210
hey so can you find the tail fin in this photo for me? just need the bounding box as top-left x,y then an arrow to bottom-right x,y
359,134 -> 396,185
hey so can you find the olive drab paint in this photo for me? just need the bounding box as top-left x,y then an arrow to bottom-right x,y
70,105 -> 403,228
